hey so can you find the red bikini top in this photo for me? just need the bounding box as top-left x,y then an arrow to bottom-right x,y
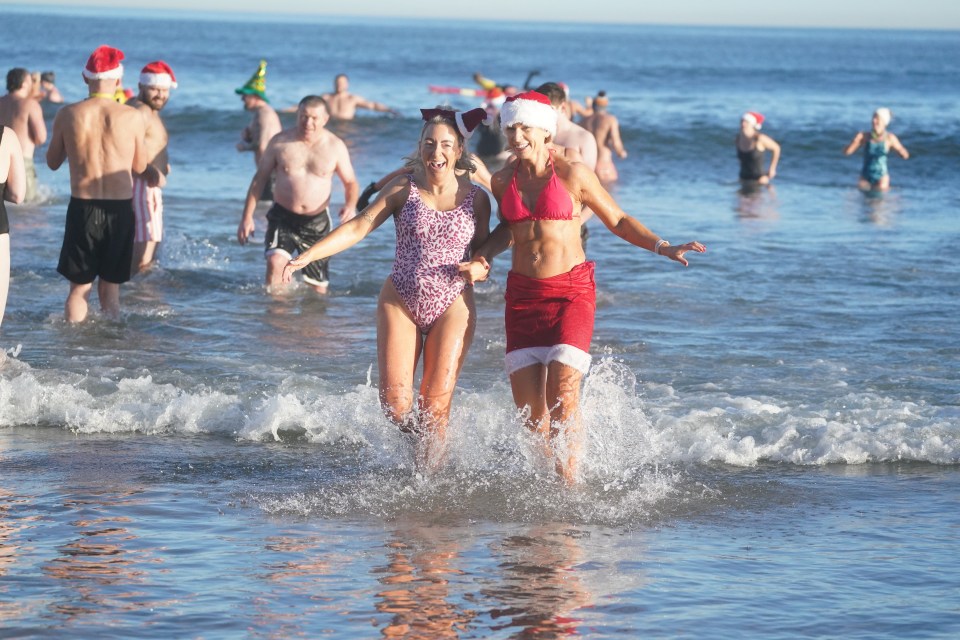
501,155 -> 574,223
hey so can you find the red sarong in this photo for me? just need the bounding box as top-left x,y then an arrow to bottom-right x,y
504,261 -> 596,354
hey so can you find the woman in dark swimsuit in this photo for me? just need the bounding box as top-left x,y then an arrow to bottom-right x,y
736,111 -> 781,185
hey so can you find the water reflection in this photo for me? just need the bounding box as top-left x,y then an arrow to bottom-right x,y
41,489 -> 168,623
373,525 -> 474,639
484,525 -> 593,638
858,189 -> 902,226
734,183 -> 780,220
0,485 -> 36,622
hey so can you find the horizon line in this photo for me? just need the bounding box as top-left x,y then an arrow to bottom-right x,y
6,2 -> 960,32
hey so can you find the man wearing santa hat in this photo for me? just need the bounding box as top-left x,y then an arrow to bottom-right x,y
46,44 -> 147,322
127,60 -> 176,273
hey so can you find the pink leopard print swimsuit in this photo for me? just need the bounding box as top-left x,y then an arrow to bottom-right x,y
390,176 -> 479,333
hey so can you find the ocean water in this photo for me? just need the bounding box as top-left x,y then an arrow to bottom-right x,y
2,6 -> 960,638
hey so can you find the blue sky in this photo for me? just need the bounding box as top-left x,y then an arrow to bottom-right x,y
19,0 -> 960,29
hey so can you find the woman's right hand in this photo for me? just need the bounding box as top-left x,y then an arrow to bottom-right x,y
458,257 -> 490,284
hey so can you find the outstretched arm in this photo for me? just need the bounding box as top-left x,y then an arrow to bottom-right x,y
889,133 -> 910,159
578,163 -> 705,266
844,131 -> 865,156
355,96 -> 397,116
282,177 -> 405,282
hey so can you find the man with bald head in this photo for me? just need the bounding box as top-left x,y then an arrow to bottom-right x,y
46,45 -> 147,322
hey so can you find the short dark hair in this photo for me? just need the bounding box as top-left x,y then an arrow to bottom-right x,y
6,68 -> 28,93
298,94 -> 329,113
535,82 -> 566,108
40,71 -> 56,84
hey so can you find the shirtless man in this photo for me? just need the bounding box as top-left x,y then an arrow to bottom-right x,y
580,91 -> 627,183
321,74 -> 397,120
0,68 -> 47,203
126,61 -> 177,273
536,82 -> 598,172
237,95 -> 359,294
39,72 -> 64,104
45,45 -> 147,322
536,82 -> 599,245
235,60 -> 282,201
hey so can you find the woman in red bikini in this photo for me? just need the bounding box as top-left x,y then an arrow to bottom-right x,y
460,91 -> 706,484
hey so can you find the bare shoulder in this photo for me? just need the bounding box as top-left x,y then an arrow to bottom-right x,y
378,172 -> 413,209
554,153 -> 591,180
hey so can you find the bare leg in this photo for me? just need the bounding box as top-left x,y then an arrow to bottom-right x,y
97,279 -> 121,319
544,361 -> 585,484
509,360 -> 585,484
65,281 -> 94,323
377,279 -> 421,430
418,288 -> 476,470
132,240 -> 159,274
509,364 -> 556,470
265,252 -> 291,292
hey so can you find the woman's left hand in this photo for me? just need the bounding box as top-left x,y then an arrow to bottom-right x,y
663,241 -> 707,267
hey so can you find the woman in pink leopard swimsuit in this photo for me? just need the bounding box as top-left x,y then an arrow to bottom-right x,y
283,107 -> 492,467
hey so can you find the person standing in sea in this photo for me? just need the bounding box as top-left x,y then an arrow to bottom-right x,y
459,91 -> 705,484
844,107 -> 909,191
322,73 -> 398,120
45,45 -> 146,322
126,61 -> 177,273
735,111 -> 780,185
0,121 -> 26,344
283,107 -> 492,469
0,68 -> 47,203
238,95 -> 358,294
580,91 -> 627,184
236,60 -> 282,202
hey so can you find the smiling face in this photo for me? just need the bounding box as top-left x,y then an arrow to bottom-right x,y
872,112 -> 886,133
504,122 -> 549,160
419,122 -> 462,177
138,84 -> 170,111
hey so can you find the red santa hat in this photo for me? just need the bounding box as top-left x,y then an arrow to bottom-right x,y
83,45 -> 125,81
420,107 -> 493,140
499,90 -> 557,137
140,60 -> 177,89
742,111 -> 765,130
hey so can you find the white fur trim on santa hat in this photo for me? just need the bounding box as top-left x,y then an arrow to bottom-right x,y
499,92 -> 557,138
140,72 -> 177,89
83,64 -> 124,81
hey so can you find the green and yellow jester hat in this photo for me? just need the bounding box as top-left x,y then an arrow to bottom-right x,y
236,59 -> 269,102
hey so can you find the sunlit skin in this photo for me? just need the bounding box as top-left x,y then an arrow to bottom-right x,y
460,119 -> 705,484
282,121 -> 491,469
843,112 -> 910,191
